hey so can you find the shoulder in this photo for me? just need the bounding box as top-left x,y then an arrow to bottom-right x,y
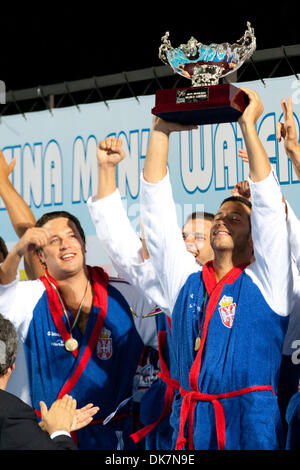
0,389 -> 35,419
108,276 -> 134,299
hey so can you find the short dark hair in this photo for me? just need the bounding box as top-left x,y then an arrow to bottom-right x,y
0,314 -> 18,376
220,196 -> 252,211
220,196 -> 252,231
0,236 -> 8,260
185,211 -> 215,224
35,211 -> 86,246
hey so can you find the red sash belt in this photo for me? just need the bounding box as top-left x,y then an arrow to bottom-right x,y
176,384 -> 273,450
174,262 -> 256,451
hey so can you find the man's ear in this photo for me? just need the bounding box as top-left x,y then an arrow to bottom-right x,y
37,248 -> 47,268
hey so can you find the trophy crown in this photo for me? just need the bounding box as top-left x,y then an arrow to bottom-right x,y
159,22 -> 256,86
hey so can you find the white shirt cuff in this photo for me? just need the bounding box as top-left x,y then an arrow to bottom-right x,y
50,430 -> 71,439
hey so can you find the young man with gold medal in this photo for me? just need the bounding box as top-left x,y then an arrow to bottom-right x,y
0,204 -> 158,450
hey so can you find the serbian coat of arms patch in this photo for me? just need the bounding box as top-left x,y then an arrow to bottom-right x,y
218,295 -> 236,328
96,326 -> 113,360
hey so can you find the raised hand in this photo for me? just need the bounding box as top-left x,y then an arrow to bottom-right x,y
40,394 -> 76,436
152,116 -> 198,136
71,403 -> 99,431
0,150 -> 15,186
96,137 -> 126,168
277,97 -> 300,159
238,87 -> 264,127
14,226 -> 51,258
231,180 -> 251,201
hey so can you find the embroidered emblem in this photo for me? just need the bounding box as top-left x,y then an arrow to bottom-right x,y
96,327 -> 113,360
218,295 -> 236,328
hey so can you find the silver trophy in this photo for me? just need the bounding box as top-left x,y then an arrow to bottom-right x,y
151,23 -> 256,125
159,22 -> 256,86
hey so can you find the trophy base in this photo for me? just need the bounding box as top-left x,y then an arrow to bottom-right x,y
151,84 -> 249,125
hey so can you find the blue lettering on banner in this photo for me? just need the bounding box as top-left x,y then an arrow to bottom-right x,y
1,111 -> 299,214
1,140 -> 63,209
0,88 -> 299,249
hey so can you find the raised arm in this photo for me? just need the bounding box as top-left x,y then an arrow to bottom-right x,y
0,151 -> 44,279
238,89 -> 293,316
143,117 -> 197,183
140,118 -> 201,312
277,96 -> 300,180
238,88 -> 271,181
0,227 -> 50,285
88,137 -> 171,312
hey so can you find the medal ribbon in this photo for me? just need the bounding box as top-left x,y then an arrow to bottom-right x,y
56,266 -> 109,399
44,271 -> 90,341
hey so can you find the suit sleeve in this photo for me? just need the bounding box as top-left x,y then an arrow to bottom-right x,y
0,396 -> 77,450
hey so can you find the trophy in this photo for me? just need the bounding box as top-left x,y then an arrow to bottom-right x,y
152,22 -> 256,125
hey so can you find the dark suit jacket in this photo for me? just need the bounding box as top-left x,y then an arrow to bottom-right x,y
0,389 -> 77,450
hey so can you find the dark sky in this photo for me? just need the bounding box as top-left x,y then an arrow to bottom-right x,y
1,6 -> 299,91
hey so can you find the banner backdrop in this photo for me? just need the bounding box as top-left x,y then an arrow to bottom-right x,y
0,74 -> 299,271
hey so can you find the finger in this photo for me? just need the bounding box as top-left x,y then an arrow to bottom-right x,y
78,403 -> 94,411
105,138 -> 112,151
240,87 -> 256,100
89,406 -> 99,415
39,421 -> 46,431
237,149 -> 249,163
110,138 -> 120,153
98,139 -> 110,151
40,401 -> 48,419
287,96 -> 294,117
62,394 -> 74,410
276,122 -> 285,142
281,98 -> 288,121
8,158 -> 16,174
98,140 -> 105,151
71,397 -> 77,411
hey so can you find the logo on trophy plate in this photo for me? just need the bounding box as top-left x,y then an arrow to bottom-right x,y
152,22 -> 256,125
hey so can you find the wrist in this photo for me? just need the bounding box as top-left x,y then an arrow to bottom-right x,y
286,143 -> 300,162
97,167 -> 116,199
152,117 -> 171,136
97,162 -> 118,171
238,119 -> 257,135
0,178 -> 13,196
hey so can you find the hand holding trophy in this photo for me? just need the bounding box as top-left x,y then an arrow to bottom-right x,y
152,22 -> 256,125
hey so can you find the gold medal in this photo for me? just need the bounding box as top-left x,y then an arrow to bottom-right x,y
194,336 -> 201,351
65,337 -> 79,352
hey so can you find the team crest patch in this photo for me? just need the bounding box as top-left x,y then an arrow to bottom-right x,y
218,295 -> 236,328
96,327 -> 113,360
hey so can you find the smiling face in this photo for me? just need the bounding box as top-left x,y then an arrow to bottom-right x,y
38,217 -> 86,280
182,217 -> 214,265
210,200 -> 253,257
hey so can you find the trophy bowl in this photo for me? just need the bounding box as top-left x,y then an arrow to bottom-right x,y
159,22 -> 256,86
152,23 -> 256,125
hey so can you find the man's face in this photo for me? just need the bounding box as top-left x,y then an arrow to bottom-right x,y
182,217 -> 214,265
38,217 -> 86,280
210,201 -> 252,254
